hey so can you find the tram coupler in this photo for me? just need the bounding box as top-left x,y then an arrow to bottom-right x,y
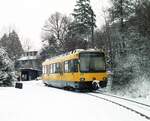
92,80 -> 100,90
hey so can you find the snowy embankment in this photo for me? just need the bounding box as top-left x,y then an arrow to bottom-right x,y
112,76 -> 150,105
0,80 -> 149,121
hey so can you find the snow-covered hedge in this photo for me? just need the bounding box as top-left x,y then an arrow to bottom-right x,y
0,48 -> 17,86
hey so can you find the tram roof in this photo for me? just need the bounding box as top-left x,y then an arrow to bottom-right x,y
42,49 -> 103,65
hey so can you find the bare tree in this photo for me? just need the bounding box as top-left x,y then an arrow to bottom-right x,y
42,12 -> 71,50
22,38 -> 32,51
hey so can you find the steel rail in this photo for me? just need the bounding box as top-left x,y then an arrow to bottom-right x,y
87,93 -> 150,120
96,90 -> 150,108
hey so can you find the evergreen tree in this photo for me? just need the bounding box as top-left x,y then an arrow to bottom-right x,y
8,30 -> 24,60
39,35 -> 58,61
133,0 -> 150,36
0,30 -> 23,61
0,34 -> 8,47
72,0 -> 96,47
64,21 -> 88,52
0,48 -> 17,86
109,0 -> 135,31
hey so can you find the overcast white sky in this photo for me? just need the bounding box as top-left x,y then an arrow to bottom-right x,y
0,0 -> 110,50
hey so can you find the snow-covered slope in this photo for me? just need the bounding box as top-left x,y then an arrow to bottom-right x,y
0,80 -> 149,121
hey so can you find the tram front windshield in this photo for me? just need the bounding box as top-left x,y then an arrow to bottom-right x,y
79,52 -> 106,72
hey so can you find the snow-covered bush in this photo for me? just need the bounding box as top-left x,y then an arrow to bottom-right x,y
125,75 -> 150,98
0,48 -> 17,86
112,55 -> 136,91
111,31 -> 150,98
112,54 -> 150,97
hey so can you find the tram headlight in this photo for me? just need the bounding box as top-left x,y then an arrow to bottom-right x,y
103,77 -> 107,81
80,78 -> 85,81
92,77 -> 96,80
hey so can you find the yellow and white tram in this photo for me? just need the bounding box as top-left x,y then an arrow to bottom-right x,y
42,49 -> 108,90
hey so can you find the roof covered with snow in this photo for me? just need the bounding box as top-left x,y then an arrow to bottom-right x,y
18,56 -> 37,61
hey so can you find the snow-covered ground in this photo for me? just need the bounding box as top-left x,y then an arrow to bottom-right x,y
0,80 -> 149,121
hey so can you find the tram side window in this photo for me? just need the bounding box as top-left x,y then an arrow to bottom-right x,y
46,65 -> 48,74
46,65 -> 49,74
73,59 -> 78,72
49,64 -> 52,74
64,59 -> 78,73
64,61 -> 69,72
68,60 -> 74,72
52,64 -> 55,73
48,65 -> 50,74
44,65 -> 46,74
54,63 -> 57,73
70,59 -> 78,72
48,65 -> 51,74
43,66 -> 45,74
55,63 -> 61,73
44,66 -> 46,74
51,64 -> 53,73
42,66 -> 44,74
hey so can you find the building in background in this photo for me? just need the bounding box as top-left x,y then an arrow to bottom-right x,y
17,50 -> 42,81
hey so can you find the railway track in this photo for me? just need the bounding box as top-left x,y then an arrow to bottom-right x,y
87,91 -> 150,120
96,90 -> 150,107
